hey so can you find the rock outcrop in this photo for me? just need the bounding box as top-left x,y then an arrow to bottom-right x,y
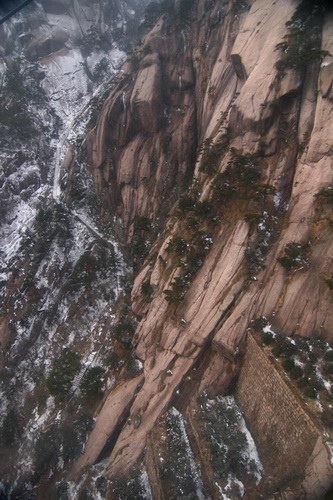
1,0 -> 332,497
70,0 -> 333,491
81,10 -> 200,236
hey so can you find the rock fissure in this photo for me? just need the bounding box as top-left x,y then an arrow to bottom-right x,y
1,0 -> 333,497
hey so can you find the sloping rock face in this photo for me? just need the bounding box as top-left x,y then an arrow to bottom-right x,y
82,10 -> 198,236
73,0 -> 333,494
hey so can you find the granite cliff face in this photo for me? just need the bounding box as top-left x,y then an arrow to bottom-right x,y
68,0 -> 333,488
1,0 -> 333,498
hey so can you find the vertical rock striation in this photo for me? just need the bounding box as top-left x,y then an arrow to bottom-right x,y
68,0 -> 333,493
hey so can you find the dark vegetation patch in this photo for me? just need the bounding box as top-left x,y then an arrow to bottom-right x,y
140,0 -> 193,31
0,409 -> 21,448
199,135 -> 230,175
277,242 -> 310,272
211,150 -> 275,203
275,0 -> 330,73
252,317 -> 333,420
0,56 -> 47,145
46,349 -> 81,399
163,229 -> 213,304
33,414 -> 93,482
111,467 -> 149,499
79,366 -> 106,397
197,394 -> 260,492
158,408 -> 204,499
315,186 -> 333,205
128,216 -> 158,273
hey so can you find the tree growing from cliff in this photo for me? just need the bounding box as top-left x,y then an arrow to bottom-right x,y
130,216 -> 154,271
315,186 -> 333,204
212,151 -> 263,203
141,280 -> 154,301
278,242 -> 310,272
275,0 -> 331,72
199,136 -> 229,175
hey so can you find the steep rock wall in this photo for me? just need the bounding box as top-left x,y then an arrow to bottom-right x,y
81,0 -> 243,238
73,0 -> 333,488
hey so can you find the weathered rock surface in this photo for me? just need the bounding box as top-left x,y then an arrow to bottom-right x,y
72,374 -> 144,476
81,12 -> 198,238
68,0 -> 333,493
